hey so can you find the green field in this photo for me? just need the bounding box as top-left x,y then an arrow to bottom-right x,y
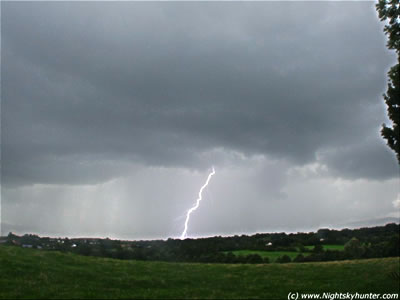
226,250 -> 303,261
226,245 -> 345,262
0,246 -> 398,299
304,245 -> 345,251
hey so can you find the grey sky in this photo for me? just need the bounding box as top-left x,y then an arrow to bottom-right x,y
1,2 -> 399,239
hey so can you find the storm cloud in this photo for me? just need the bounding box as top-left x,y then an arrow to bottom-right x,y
1,2 -> 398,238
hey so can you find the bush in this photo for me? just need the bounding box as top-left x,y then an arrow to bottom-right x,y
313,244 -> 323,253
344,238 -> 364,259
276,254 -> 291,263
246,254 -> 263,264
294,254 -> 305,263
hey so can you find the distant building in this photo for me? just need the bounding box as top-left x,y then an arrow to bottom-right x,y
22,244 -> 33,248
11,240 -> 20,246
266,242 -> 273,246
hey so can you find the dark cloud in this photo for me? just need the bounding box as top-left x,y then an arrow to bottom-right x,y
1,1 -> 397,188
319,137 -> 399,180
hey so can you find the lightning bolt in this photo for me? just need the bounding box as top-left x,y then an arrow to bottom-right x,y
180,167 -> 216,239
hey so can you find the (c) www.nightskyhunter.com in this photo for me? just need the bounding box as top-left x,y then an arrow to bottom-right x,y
287,292 -> 399,300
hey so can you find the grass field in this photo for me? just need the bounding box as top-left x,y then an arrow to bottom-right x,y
226,250 -> 303,261
226,245 -> 345,262
0,246 -> 398,299
304,245 -> 345,251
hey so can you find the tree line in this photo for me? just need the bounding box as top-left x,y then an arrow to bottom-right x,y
4,223 -> 399,264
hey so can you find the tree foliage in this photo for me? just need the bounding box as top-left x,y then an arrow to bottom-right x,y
344,237 -> 365,259
5,224 -> 399,263
376,0 -> 400,163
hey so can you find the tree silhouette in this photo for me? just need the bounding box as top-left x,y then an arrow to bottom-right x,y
376,0 -> 400,163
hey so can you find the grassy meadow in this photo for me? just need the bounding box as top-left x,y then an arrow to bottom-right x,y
225,250 -> 302,261
0,245 -> 399,299
226,245 -> 346,262
304,245 -> 345,251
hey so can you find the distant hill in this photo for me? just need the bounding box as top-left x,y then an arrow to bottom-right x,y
3,218 -> 399,239
0,245 -> 398,299
338,217 -> 400,229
